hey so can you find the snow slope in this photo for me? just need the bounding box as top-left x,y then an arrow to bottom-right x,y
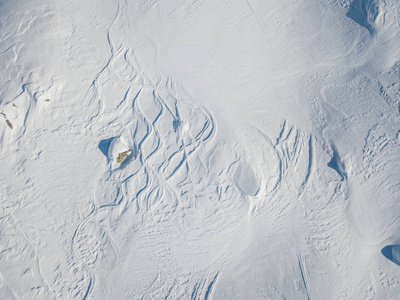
1,0 -> 400,298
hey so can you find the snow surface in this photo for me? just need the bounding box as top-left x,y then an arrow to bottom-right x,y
1,0 -> 400,298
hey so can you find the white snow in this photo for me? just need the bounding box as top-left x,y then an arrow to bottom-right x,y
107,136 -> 131,164
1,0 -> 400,299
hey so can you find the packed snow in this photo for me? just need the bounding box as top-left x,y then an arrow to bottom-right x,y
1,0 -> 400,299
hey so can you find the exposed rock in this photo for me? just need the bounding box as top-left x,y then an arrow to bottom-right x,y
6,119 -> 13,129
108,136 -> 131,164
116,150 -> 131,163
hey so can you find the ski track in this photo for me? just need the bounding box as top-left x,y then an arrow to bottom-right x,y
68,8 -> 223,295
298,254 -> 311,300
1,0 -> 400,298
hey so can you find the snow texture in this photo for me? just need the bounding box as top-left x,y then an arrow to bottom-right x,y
1,0 -> 400,299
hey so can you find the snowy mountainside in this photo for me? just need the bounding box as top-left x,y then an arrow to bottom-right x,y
1,0 -> 400,299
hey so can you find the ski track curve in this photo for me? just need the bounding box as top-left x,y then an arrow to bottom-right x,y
1,0 -> 400,298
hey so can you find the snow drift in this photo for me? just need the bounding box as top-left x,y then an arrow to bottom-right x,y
1,0 -> 400,299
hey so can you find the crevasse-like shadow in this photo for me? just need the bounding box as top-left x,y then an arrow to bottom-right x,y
346,0 -> 375,34
327,144 -> 347,181
98,137 -> 116,160
381,245 -> 400,266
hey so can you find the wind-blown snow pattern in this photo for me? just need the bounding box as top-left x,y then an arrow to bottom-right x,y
1,0 -> 400,299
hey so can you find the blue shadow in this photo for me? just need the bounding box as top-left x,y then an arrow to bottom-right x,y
346,1 -> 375,34
382,245 -> 400,266
98,137 -> 115,158
327,145 -> 347,180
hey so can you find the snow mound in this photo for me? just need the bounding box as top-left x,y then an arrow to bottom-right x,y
108,136 -> 131,164
233,162 -> 260,197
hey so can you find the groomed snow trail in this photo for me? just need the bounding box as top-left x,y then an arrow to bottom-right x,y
1,0 -> 400,299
